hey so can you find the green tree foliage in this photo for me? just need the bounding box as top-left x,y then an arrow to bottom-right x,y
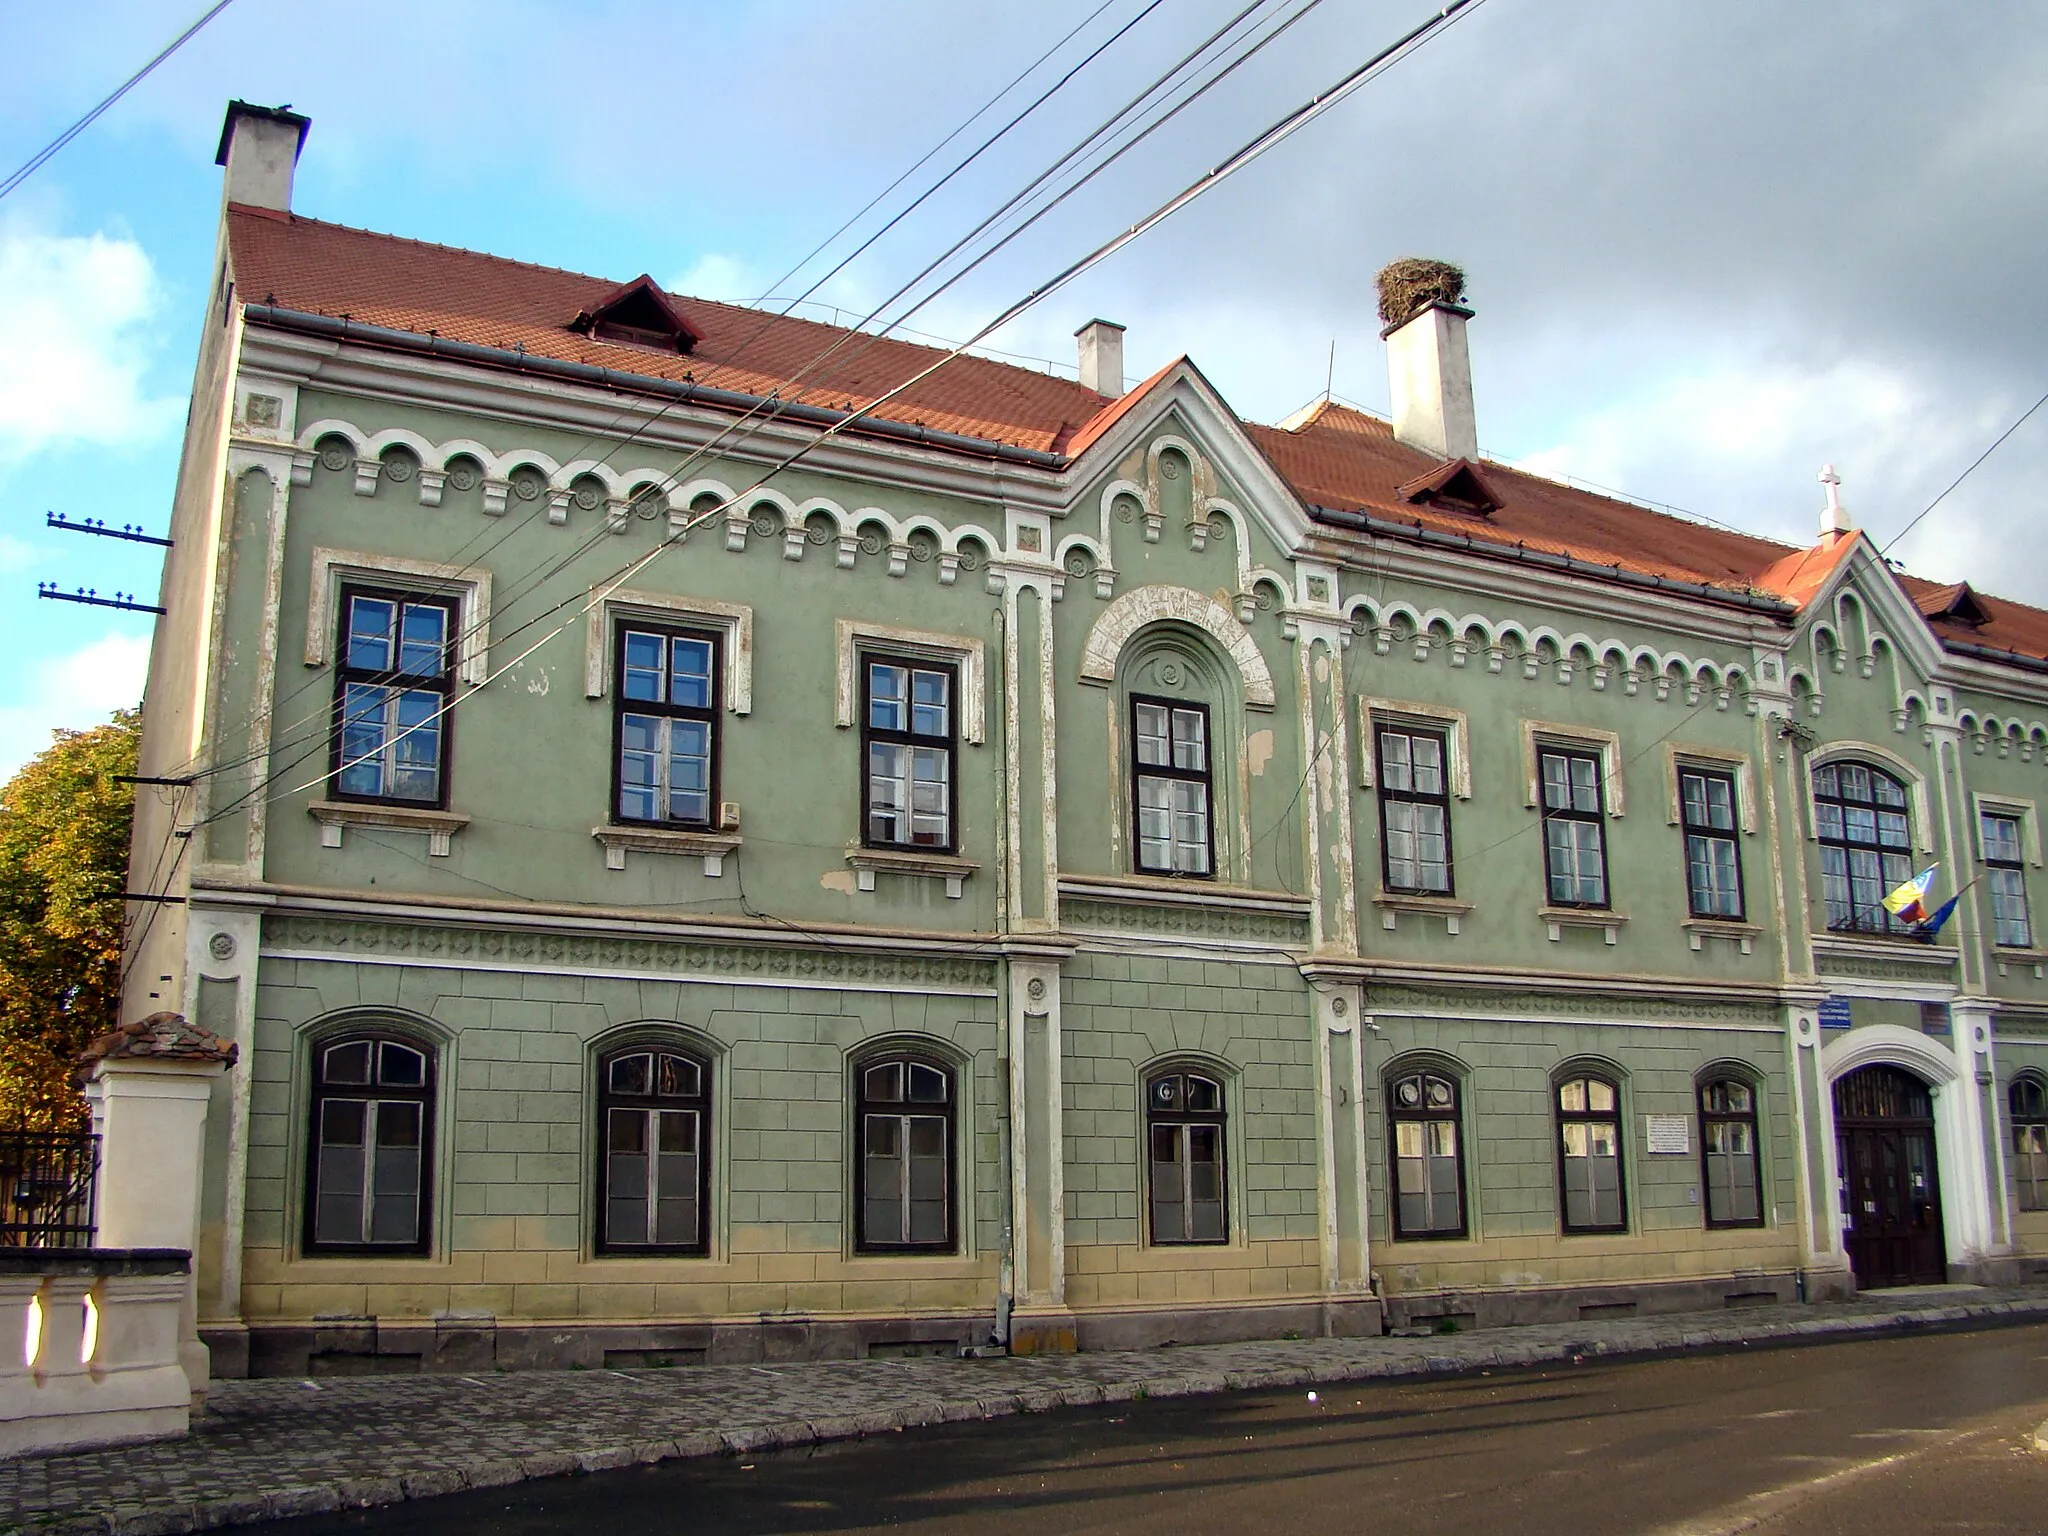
0,712 -> 139,1129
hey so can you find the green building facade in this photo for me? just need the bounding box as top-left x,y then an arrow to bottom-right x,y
123,105 -> 2048,1375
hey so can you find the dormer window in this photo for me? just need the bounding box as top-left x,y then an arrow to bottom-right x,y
1915,581 -> 1992,630
569,274 -> 698,355
1396,458 -> 1501,517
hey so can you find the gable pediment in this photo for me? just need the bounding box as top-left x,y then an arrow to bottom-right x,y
569,274 -> 698,354
1396,457 -> 1501,516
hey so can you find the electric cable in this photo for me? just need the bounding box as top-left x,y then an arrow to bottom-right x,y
1880,385 -> 2048,557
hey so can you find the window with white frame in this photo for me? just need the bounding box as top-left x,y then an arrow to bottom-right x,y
331,587 -> 456,807
1984,811 -> 2033,948
613,623 -> 720,827
1680,766 -> 1744,919
862,656 -> 956,852
1132,696 -> 1214,877
1377,725 -> 1453,894
1540,747 -> 1609,907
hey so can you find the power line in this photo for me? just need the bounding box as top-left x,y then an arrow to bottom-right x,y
0,0 -> 240,204
1879,385 -> 2048,557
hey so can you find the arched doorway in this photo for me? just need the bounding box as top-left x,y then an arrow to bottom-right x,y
1833,1065 -> 1946,1289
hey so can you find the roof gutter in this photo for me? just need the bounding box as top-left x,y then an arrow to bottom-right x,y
1307,504 -> 1797,619
1940,638 -> 2048,676
242,305 -> 1070,471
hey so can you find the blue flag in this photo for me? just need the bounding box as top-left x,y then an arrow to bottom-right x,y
1916,894 -> 1960,937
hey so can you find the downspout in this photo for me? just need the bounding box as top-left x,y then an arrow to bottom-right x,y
990,602 -> 1015,1351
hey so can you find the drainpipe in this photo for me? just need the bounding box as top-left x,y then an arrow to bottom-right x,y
990,604 -> 1015,1352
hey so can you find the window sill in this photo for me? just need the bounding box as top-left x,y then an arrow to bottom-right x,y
593,824 -> 741,876
1683,917 -> 1763,955
1057,873 -> 1313,916
846,846 -> 980,898
1538,906 -> 1628,945
1372,890 -> 1473,935
1995,945 -> 2048,979
1809,931 -> 1955,967
308,799 -> 468,857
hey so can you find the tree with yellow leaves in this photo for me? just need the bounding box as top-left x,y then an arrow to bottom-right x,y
0,712 -> 138,1129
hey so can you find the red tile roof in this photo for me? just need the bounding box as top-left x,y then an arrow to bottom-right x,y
227,209 -> 2048,668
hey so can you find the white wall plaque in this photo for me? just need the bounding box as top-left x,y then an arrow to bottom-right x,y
1645,1115 -> 1691,1155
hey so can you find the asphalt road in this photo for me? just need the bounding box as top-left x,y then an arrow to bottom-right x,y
266,1322 -> 2048,1535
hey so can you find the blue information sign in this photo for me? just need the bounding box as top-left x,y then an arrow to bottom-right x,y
1818,996 -> 1853,1031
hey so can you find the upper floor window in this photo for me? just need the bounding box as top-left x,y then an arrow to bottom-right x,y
1698,1077 -> 1763,1227
1145,1068 -> 1227,1244
1813,762 -> 1913,934
856,1055 -> 955,1252
614,624 -> 719,828
306,1032 -> 435,1254
1556,1073 -> 1626,1233
597,1045 -> 710,1254
863,657 -> 955,852
1388,1068 -> 1465,1239
1540,748 -> 1608,907
1132,697 -> 1213,877
1680,767 -> 1744,919
1377,726 -> 1453,895
1984,811 -> 2033,948
2012,1076 -> 2048,1212
332,587 -> 455,807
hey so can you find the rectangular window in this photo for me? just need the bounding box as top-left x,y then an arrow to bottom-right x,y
1984,812 -> 2033,948
331,587 -> 456,806
862,657 -> 956,852
1377,725 -> 1453,895
1132,697 -> 1213,877
1540,748 -> 1608,907
1680,767 -> 1744,919
613,624 -> 720,827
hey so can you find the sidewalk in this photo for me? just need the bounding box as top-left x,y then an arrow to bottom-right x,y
12,1285 -> 2048,1535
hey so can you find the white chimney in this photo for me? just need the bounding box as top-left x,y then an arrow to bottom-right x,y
1075,318 -> 1126,396
1378,259 -> 1476,461
214,101 -> 310,214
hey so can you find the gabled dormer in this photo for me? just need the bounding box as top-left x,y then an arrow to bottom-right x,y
569,275 -> 699,354
1916,581 -> 1993,630
1396,457 -> 1501,517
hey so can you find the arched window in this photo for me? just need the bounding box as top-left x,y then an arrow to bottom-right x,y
2012,1076 -> 2048,1212
1812,762 -> 1914,933
1698,1077 -> 1763,1228
1118,628 -> 1236,881
306,1031 -> 435,1254
597,1044 -> 711,1254
1556,1073 -> 1626,1233
1387,1067 -> 1465,1239
855,1055 -> 955,1253
1145,1067 -> 1228,1244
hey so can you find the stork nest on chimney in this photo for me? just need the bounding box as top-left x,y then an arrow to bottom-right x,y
1376,259 -> 1467,328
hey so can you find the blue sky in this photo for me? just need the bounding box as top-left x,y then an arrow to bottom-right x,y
4,0 -> 2045,777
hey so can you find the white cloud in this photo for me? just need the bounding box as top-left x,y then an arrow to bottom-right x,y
670,253 -> 762,306
0,222 -> 182,467
0,631 -> 151,783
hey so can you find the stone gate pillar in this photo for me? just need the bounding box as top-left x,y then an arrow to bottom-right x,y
80,1014 -> 236,1406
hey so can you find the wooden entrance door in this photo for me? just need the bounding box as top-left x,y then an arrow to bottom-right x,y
1834,1065 -> 1946,1289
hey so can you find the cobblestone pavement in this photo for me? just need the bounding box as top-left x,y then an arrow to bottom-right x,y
10,1286 -> 2048,1535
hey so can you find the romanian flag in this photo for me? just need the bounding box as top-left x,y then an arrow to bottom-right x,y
1882,866 -> 1939,924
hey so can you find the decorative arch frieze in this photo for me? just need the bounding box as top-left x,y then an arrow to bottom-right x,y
1079,585 -> 1277,709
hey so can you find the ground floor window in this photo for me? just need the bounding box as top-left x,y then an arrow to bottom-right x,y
306,1032 -> 434,1254
1699,1077 -> 1763,1227
1387,1067 -> 1465,1239
2013,1076 -> 2048,1212
1556,1073 -> 1626,1233
597,1045 -> 710,1254
1145,1067 -> 1228,1244
856,1056 -> 955,1252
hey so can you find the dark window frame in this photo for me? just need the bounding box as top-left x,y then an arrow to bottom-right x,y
610,620 -> 722,829
593,1042 -> 713,1257
1554,1071 -> 1628,1235
302,1029 -> 436,1257
859,653 -> 959,855
329,583 -> 458,810
2012,1074 -> 2048,1213
1697,1075 -> 1765,1229
1143,1064 -> 1230,1246
1376,723 -> 1455,896
1386,1065 -> 1468,1241
852,1052 -> 958,1255
1679,764 -> 1746,920
1538,745 -> 1611,909
1812,761 -> 1916,935
1983,810 -> 2034,949
1129,694 -> 1217,879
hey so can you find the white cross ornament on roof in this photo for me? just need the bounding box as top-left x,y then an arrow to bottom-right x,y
1819,463 -> 1853,535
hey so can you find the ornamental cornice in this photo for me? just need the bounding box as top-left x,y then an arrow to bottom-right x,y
1363,980 -> 1778,1029
1058,896 -> 1307,947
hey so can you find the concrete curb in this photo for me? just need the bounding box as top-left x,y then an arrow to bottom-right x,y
20,1295 -> 2048,1535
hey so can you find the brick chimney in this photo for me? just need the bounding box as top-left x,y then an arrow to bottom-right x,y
1075,318 -> 1126,396
1378,259 -> 1476,462
214,100 -> 310,214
